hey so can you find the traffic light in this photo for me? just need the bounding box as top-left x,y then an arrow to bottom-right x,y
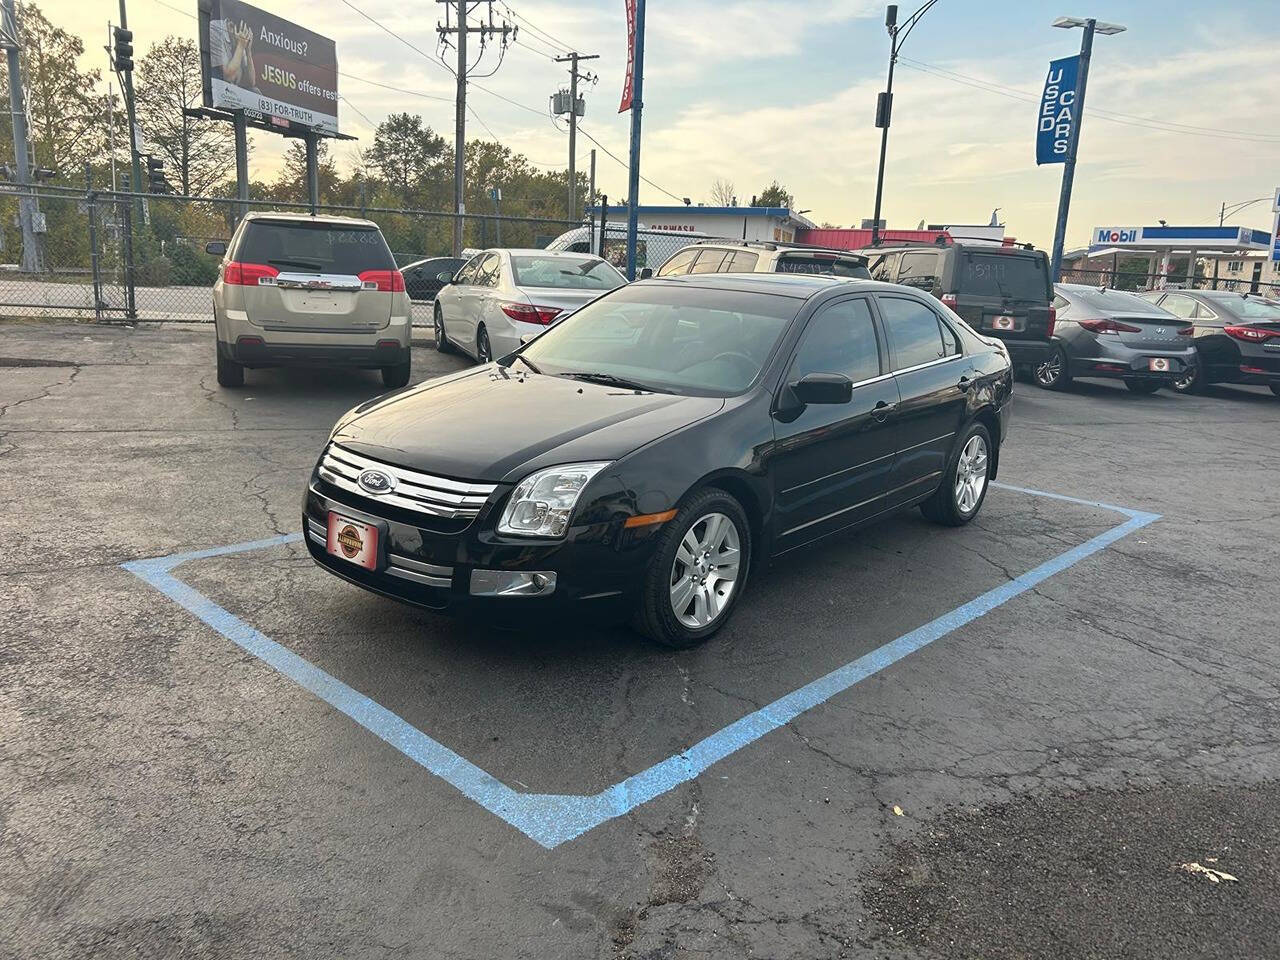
146,155 -> 169,194
113,26 -> 133,73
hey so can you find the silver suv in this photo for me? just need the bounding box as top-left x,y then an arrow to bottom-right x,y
653,240 -> 871,279
208,213 -> 412,389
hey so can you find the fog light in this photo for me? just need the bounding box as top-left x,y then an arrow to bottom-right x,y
469,569 -> 557,597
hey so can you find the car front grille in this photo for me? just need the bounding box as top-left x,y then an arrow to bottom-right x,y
317,443 -> 497,521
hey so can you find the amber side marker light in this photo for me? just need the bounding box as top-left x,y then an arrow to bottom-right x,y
624,509 -> 678,528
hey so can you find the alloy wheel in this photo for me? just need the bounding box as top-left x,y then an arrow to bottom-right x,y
953,434 -> 989,515
434,310 -> 444,344
669,512 -> 741,629
477,327 -> 492,363
1034,352 -> 1061,387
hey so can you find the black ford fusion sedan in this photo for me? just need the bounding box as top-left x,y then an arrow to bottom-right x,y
304,274 -> 1013,647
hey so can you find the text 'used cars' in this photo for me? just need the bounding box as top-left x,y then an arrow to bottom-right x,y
305,274 -> 1013,648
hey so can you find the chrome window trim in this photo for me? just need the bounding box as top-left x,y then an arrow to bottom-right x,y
892,353 -> 966,376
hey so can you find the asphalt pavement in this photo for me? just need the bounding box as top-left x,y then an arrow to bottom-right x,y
3,319 -> 1279,959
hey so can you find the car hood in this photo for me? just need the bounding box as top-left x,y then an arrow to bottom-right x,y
330,365 -> 725,483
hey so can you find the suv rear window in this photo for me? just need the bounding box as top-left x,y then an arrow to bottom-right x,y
775,253 -> 870,279
236,221 -> 394,274
958,252 -> 1049,301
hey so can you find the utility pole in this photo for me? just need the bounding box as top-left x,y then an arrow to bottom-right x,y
1,0 -> 45,272
437,0 -> 515,257
623,0 -> 646,281
553,51 -> 597,221
588,148 -> 596,215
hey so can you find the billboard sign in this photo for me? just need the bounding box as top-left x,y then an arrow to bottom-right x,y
1036,55 -> 1079,165
199,0 -> 338,133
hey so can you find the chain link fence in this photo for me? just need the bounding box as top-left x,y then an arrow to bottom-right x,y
0,183 -> 586,324
1060,265 -> 1280,299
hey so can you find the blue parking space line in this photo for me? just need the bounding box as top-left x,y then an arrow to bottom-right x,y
122,484 -> 1159,849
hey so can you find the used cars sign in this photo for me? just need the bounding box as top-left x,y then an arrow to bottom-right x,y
199,0 -> 339,133
1036,54 -> 1080,165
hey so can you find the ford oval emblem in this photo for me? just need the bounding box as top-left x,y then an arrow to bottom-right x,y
357,469 -> 397,495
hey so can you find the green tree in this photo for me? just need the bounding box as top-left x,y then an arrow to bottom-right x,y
756,180 -> 794,209
366,113 -> 448,206
135,36 -> 235,195
269,139 -> 339,204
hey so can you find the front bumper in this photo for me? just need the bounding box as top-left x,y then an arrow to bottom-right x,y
302,478 -> 659,620
221,338 -> 410,369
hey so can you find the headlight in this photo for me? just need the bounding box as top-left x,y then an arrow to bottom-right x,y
497,462 -> 611,538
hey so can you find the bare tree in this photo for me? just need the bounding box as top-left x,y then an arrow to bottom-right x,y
709,177 -> 736,206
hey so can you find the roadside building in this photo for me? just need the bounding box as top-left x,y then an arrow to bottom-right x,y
585,204 -> 816,243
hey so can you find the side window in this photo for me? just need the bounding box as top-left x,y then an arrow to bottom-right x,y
878,296 -> 949,370
689,249 -> 729,274
939,317 -> 961,356
724,250 -> 760,272
656,248 -> 697,277
455,255 -> 484,285
897,252 -> 939,291
475,253 -> 501,287
1161,295 -> 1195,319
790,298 -> 882,385
1193,302 -> 1217,320
566,241 -> 590,253
868,252 -> 900,282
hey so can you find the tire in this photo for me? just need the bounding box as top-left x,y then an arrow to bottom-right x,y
1169,360 -> 1203,394
1033,345 -> 1071,390
434,304 -> 452,353
476,325 -> 493,364
1124,378 -> 1161,395
921,422 -> 992,527
382,360 -> 411,389
634,488 -> 752,649
216,348 -> 244,388
1269,383 -> 1280,398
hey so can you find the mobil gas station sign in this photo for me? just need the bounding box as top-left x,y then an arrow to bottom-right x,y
1095,226 -> 1141,245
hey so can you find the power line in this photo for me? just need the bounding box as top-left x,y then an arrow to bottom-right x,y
498,2 -> 573,54
577,125 -> 685,203
897,56 -> 1280,144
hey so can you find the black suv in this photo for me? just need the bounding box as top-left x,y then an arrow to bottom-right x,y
862,240 -> 1054,373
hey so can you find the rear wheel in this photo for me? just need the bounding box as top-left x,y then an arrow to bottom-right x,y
476,325 -> 493,364
922,422 -> 991,526
1124,377 -> 1161,394
382,360 -> 411,389
635,488 -> 751,649
1270,383 -> 1280,397
215,348 -> 244,388
1033,345 -> 1070,390
1169,360 -> 1203,394
433,304 -> 452,353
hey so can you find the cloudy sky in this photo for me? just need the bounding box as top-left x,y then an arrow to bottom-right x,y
51,0 -> 1280,247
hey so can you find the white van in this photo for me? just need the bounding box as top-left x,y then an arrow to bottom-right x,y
545,222 -> 715,272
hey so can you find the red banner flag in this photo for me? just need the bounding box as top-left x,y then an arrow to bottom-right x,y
618,0 -> 636,112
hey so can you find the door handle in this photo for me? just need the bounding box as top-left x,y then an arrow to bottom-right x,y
871,400 -> 895,422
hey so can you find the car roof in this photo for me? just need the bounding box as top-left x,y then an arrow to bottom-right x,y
645,272 -> 889,298
494,248 -> 604,258
402,255 -> 464,268
242,211 -> 380,229
688,239 -> 866,257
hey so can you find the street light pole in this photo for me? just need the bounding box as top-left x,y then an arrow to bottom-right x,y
870,0 -> 939,246
1213,196 -> 1270,289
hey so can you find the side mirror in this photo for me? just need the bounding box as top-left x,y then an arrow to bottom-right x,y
791,372 -> 853,405
437,270 -> 456,283
638,267 -> 653,280
205,240 -> 227,256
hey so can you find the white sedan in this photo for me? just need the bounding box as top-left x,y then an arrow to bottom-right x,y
432,248 -> 627,362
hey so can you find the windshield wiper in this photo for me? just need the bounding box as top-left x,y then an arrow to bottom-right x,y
558,371 -> 666,393
268,258 -> 325,270
505,353 -> 541,374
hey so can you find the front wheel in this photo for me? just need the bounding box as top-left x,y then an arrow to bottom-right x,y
921,422 -> 991,526
635,488 -> 751,649
1124,378 -> 1162,395
1269,383 -> 1280,397
434,305 -> 452,353
1033,346 -> 1070,390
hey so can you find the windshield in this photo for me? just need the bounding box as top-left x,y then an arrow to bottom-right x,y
1066,287 -> 1168,314
776,253 -> 870,279
518,284 -> 801,396
959,253 -> 1049,301
236,221 -> 393,274
1214,296 -> 1280,320
513,255 -> 625,290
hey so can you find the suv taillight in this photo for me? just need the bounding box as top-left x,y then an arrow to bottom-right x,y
224,261 -> 279,285
940,294 -> 959,311
358,269 -> 406,293
501,302 -> 563,325
1047,305 -> 1056,339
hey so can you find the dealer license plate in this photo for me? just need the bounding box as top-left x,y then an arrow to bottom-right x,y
991,315 -> 1017,331
326,512 -> 379,570
1148,357 -> 1171,372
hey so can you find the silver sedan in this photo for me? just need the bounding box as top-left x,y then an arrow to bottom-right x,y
432,249 -> 626,362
